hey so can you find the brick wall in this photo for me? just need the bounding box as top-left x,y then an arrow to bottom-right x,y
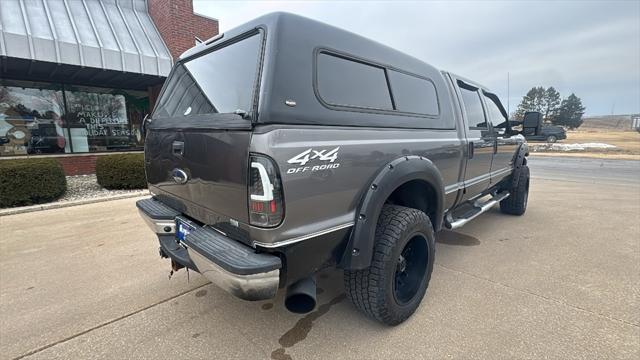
148,0 -> 219,60
56,155 -> 99,176
0,153 -> 142,176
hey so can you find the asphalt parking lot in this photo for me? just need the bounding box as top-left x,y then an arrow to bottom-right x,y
1,156 -> 639,360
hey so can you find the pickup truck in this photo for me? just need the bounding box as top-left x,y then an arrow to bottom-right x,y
524,124 -> 566,143
137,12 -> 537,325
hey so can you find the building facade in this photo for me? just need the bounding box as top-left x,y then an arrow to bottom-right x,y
0,0 -> 218,174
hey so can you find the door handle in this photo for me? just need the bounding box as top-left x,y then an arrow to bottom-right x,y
172,141 -> 184,156
468,142 -> 474,159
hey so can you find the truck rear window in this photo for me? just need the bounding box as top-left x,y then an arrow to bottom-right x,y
153,32 -> 262,119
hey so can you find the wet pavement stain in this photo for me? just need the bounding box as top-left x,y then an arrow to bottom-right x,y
97,243 -> 104,247
195,289 -> 207,297
271,294 -> 346,360
262,303 -> 274,310
191,333 -> 201,338
271,348 -> 292,360
436,231 -> 480,246
25,286 -> 34,291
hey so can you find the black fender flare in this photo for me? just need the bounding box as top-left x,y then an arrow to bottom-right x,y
340,156 -> 444,270
511,143 -> 529,189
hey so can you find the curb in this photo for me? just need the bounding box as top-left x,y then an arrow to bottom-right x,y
529,152 -> 640,161
0,191 -> 150,217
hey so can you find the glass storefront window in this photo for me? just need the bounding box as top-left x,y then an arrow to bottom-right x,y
0,80 -> 148,156
0,81 -> 66,156
66,86 -> 132,152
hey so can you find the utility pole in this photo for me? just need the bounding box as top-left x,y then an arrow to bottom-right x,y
610,100 -> 615,116
507,72 -> 510,118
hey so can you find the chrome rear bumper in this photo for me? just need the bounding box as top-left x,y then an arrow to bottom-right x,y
187,248 -> 280,300
137,198 -> 281,301
138,209 -> 175,234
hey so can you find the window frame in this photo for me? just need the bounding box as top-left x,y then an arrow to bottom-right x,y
312,48 -> 441,119
481,90 -> 512,135
456,80 -> 488,130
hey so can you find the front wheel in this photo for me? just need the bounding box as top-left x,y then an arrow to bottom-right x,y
344,205 -> 435,326
500,165 -> 530,215
546,135 -> 558,143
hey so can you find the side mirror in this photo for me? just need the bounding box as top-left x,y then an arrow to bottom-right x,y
140,114 -> 150,138
522,111 -> 543,136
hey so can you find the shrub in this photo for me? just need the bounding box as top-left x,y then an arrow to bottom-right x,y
96,153 -> 147,190
0,159 -> 67,208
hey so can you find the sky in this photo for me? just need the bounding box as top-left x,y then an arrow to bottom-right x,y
194,0 -> 640,116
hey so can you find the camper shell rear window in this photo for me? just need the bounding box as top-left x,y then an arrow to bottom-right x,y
153,31 -> 263,119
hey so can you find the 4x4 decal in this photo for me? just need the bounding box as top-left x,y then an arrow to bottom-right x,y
286,147 -> 340,174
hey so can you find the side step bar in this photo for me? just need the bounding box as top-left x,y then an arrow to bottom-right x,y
445,191 -> 510,230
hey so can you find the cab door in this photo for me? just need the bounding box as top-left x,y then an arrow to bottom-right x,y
454,79 -> 494,201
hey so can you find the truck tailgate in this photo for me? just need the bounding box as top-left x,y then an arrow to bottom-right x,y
144,127 -> 251,224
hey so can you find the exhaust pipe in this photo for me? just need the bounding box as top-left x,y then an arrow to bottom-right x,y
284,276 -> 317,314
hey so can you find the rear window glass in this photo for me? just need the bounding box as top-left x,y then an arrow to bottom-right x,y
153,32 -> 262,118
388,70 -> 438,116
316,53 -> 393,110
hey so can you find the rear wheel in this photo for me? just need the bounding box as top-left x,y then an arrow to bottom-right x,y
500,165 -> 530,215
344,205 -> 435,326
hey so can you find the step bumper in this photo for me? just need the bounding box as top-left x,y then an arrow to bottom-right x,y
137,198 -> 281,301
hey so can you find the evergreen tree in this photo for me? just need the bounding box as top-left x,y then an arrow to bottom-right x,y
514,87 -> 545,120
543,87 -> 561,122
514,86 -> 561,122
532,86 -> 546,114
553,93 -> 585,129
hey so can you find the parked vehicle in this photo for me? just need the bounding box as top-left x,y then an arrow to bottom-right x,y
524,122 -> 566,143
137,12 -> 538,325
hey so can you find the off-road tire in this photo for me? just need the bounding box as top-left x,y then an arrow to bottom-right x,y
500,165 -> 530,215
344,205 -> 435,326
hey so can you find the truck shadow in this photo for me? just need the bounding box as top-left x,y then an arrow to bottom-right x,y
436,230 -> 481,246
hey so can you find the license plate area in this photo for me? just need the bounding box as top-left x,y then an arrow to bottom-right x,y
175,217 -> 196,243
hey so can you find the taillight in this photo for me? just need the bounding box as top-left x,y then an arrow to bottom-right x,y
249,155 -> 284,227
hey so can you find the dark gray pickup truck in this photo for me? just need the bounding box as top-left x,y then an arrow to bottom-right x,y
137,12 -> 538,325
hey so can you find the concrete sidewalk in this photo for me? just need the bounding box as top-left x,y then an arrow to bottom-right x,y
0,191 -> 149,217
1,179 -> 638,359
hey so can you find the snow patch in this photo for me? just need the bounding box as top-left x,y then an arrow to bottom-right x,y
532,143 -> 617,152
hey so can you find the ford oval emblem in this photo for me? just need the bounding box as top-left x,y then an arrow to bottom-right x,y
172,169 -> 188,184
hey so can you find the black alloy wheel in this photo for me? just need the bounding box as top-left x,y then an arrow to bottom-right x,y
393,234 -> 429,305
